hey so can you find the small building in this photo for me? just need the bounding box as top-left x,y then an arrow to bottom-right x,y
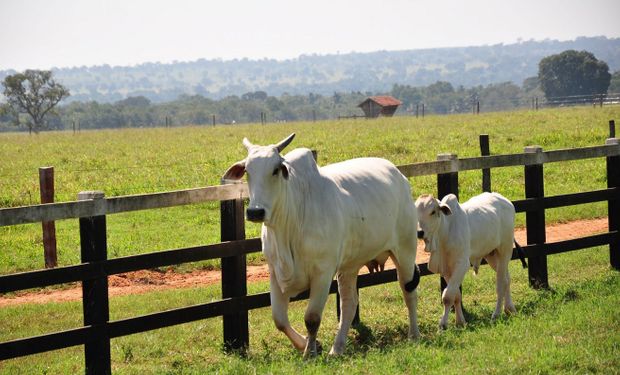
358,96 -> 402,118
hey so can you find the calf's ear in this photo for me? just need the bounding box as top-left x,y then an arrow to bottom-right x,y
223,160 -> 246,180
439,203 -> 452,216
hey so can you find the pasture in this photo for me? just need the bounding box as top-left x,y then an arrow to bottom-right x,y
0,245 -> 618,373
0,106 -> 619,373
1,106 -> 619,275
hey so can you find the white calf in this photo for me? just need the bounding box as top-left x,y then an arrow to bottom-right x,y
416,192 -> 526,329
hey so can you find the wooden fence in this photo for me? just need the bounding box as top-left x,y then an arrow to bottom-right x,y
1,137 -> 619,374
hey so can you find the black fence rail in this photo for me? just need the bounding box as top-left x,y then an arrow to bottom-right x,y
1,136 -> 619,374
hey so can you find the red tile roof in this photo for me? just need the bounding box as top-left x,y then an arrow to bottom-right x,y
361,96 -> 402,107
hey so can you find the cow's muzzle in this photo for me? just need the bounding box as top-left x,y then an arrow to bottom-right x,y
246,208 -> 266,222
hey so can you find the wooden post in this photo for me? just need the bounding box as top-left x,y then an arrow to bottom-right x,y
606,138 -> 620,270
422,104 -> 425,118
73,120 -> 76,134
479,135 -> 491,192
610,120 -> 616,138
535,97 -> 538,110
78,191 -> 111,375
212,115 -> 216,127
524,146 -> 548,288
39,167 -> 57,268
477,101 -> 480,114
416,104 -> 419,118
220,180 -> 248,353
437,153 -> 459,298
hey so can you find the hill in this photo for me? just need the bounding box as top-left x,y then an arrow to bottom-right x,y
1,36 -> 618,103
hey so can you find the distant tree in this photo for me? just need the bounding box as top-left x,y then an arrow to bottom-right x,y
522,76 -> 540,92
609,71 -> 620,93
2,70 -> 70,134
116,96 -> 151,107
538,50 -> 611,99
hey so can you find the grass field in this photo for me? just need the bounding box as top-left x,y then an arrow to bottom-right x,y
1,106 -> 619,274
0,245 -> 618,373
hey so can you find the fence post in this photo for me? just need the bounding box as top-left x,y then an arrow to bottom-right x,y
524,146 -> 548,289
77,191 -> 111,375
220,180 -> 248,353
479,134 -> 491,192
437,153 -> 459,298
39,167 -> 57,268
610,120 -> 616,138
606,138 -> 620,270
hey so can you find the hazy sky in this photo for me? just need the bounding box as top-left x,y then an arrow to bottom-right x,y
0,0 -> 618,71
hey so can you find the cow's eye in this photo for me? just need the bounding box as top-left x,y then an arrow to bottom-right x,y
272,167 -> 279,176
430,210 -> 436,216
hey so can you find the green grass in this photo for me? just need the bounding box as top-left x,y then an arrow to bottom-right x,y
1,106 -> 619,274
0,247 -> 618,373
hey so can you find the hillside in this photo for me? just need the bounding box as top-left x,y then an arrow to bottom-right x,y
1,36 -> 619,103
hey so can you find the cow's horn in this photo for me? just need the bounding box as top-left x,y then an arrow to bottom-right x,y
243,137 -> 254,150
275,133 -> 295,153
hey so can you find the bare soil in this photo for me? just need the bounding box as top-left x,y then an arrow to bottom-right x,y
0,218 -> 608,307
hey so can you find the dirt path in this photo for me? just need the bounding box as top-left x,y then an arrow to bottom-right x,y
0,218 -> 608,307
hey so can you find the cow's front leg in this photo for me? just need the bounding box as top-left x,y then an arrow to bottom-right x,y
303,273 -> 332,359
269,272 -> 306,351
330,271 -> 358,356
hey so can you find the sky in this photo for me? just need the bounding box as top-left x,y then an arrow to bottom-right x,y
0,0 -> 619,71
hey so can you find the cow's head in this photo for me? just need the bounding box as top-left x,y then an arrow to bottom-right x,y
222,133 -> 295,224
415,194 -> 451,253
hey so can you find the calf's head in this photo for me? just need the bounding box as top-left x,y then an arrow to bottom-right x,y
222,133 -> 295,224
415,194 -> 452,253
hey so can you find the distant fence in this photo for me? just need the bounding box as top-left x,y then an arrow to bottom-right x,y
1,135 -> 619,373
542,92 -> 620,108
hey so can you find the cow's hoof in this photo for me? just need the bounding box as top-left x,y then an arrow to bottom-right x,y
303,339 -> 322,359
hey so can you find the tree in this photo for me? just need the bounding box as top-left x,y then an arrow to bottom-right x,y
538,50 -> 611,99
2,70 -> 70,134
609,71 -> 620,93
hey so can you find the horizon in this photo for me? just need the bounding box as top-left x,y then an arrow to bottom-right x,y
1,0 -> 619,71
1,36 -> 616,72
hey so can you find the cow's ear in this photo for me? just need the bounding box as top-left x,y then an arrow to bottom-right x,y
280,162 -> 289,180
439,202 -> 452,216
223,160 -> 246,180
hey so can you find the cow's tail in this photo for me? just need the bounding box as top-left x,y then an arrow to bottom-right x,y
514,239 -> 528,269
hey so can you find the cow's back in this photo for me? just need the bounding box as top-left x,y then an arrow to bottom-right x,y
320,158 -> 415,265
463,192 -> 515,258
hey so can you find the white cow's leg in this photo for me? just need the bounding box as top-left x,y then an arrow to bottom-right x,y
269,272 -> 306,351
454,288 -> 466,327
441,260 -> 469,330
492,259 -> 509,320
393,255 -> 421,340
330,271 -> 358,355
499,248 -> 517,315
303,274 -> 332,358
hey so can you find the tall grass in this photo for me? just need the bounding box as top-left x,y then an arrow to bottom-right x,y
1,106 -> 619,274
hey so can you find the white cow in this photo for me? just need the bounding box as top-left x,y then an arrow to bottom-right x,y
223,134 -> 421,357
415,192 -> 527,330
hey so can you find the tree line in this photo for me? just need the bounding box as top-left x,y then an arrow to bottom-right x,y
2,50 -> 619,133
